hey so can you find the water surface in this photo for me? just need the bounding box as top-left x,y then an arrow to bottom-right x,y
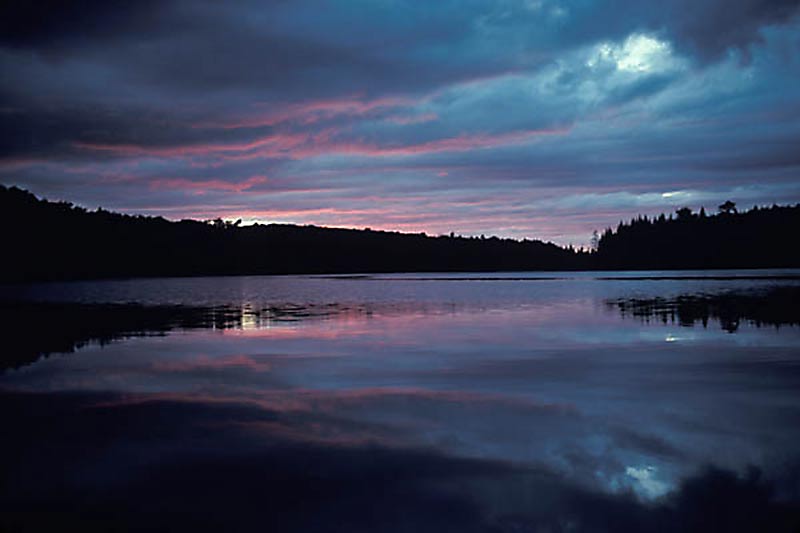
2,270 -> 799,531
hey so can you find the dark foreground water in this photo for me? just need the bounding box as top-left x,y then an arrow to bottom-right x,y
2,270 -> 800,532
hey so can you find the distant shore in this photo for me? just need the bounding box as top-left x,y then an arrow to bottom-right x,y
2,184 -> 799,281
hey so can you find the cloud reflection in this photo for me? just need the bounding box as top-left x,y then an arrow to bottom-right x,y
1,390 -> 799,532
3,277 -> 800,530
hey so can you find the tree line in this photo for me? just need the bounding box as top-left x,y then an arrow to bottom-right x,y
594,201 -> 800,270
0,185 -> 587,281
1,184 -> 798,281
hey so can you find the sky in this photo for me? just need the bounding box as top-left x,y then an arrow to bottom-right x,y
1,1 -> 799,246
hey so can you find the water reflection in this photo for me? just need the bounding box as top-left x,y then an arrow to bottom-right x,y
0,302 -> 242,371
2,389 -> 798,532
0,300 -> 464,371
609,285 -> 800,332
2,273 -> 800,531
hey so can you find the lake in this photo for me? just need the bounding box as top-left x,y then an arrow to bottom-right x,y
2,270 -> 800,531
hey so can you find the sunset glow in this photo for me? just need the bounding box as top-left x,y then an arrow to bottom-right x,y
2,1 -> 799,246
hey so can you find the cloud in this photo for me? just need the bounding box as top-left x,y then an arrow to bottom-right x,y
1,1 -> 800,246
0,1 -> 166,50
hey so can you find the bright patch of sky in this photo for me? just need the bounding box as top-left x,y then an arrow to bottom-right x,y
625,465 -> 671,498
588,34 -> 682,74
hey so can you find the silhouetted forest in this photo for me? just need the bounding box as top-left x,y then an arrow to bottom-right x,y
2,185 -> 800,280
595,202 -> 800,270
0,185 -> 587,281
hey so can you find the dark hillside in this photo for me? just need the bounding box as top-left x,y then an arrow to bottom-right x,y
0,185 -> 586,281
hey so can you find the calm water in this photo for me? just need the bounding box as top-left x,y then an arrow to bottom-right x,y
2,270 -> 800,531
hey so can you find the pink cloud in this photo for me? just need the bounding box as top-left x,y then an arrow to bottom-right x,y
384,112 -> 439,125
73,125 -> 568,162
149,175 -> 269,194
72,130 -> 313,159
196,95 -> 413,130
286,127 -> 569,159
0,157 -> 43,170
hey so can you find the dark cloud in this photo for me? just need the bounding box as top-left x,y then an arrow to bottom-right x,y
3,0 -> 796,104
556,0 -> 800,62
1,1 -> 799,244
0,94 -> 294,161
666,0 -> 800,62
0,0 -> 166,50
